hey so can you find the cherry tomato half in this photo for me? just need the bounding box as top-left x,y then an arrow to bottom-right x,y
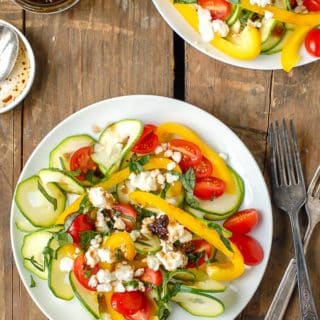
111,292 -> 147,316
303,0 -> 320,11
187,239 -> 213,268
68,213 -> 94,243
140,268 -> 163,287
132,124 -> 159,154
305,28 -> 320,57
194,177 -> 225,200
125,298 -> 152,320
230,233 -> 264,266
169,139 -> 202,171
193,156 -> 213,180
223,209 -> 260,234
198,0 -> 232,20
113,203 -> 137,231
73,254 -> 99,291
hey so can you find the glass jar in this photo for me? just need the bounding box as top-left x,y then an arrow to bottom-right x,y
11,0 -> 80,14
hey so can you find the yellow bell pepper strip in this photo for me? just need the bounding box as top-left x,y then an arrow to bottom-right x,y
55,157 -> 182,224
206,243 -> 244,281
103,232 -> 136,261
130,191 -> 234,258
105,292 -> 125,320
241,0 -> 320,26
281,25 -> 314,72
172,2 -> 261,60
156,122 -> 235,193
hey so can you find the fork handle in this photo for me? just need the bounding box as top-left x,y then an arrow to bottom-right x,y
290,213 -> 318,320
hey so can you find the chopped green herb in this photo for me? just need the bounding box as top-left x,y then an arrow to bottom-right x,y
207,222 -> 234,252
53,231 -> 73,247
30,275 -> 36,288
80,230 -> 99,249
186,251 -> 203,265
124,280 -> 139,288
180,168 -> 199,208
37,182 -> 57,211
84,270 -> 92,279
160,183 -> 170,199
128,154 -> 151,174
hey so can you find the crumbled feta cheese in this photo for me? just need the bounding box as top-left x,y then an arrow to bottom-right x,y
96,269 -> 113,284
138,281 -> 146,292
167,220 -> 193,244
134,268 -> 145,277
165,172 -> 179,184
59,257 -> 74,272
114,217 -> 126,230
90,238 -> 100,249
197,5 -> 214,42
88,187 -> 115,210
157,174 -> 166,186
88,275 -> 98,288
128,170 -> 160,192
160,240 -> 174,254
113,280 -> 126,293
95,210 -> 110,233
231,20 -> 241,34
96,283 -> 112,292
75,247 -> 81,255
154,145 -> 164,155
212,19 -> 229,38
264,10 -> 274,20
140,216 -> 155,237
130,230 -> 141,242
166,161 -> 176,171
146,255 -> 160,271
85,247 -> 99,268
247,19 -> 262,28
249,0 -> 271,7
164,149 -> 173,158
219,152 -> 228,161
172,151 -> 182,163
97,248 -> 115,264
156,251 -> 188,271
294,4 -> 308,13
114,264 -> 134,282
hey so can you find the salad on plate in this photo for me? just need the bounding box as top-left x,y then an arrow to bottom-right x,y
171,0 -> 320,71
14,119 -> 265,319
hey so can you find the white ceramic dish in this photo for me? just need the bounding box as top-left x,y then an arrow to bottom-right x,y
152,0 -> 318,70
0,20 -> 35,114
11,95 -> 273,320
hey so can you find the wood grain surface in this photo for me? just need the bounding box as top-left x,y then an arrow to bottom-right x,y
0,0 -> 319,319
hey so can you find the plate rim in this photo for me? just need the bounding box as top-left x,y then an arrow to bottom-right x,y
10,94 -> 273,320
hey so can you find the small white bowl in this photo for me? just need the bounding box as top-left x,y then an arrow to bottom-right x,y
0,20 -> 35,114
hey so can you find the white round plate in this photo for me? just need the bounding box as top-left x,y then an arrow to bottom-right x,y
152,0 -> 318,70
11,95 -> 272,320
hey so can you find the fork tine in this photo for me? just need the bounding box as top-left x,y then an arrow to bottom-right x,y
269,123 -> 279,186
290,120 -> 305,188
275,121 -> 287,185
282,119 -> 296,185
307,165 -> 320,196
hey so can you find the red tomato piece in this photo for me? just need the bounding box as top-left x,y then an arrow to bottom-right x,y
303,0 -> 320,11
305,28 -> 320,57
194,177 -> 225,200
198,0 -> 232,20
67,213 -> 94,243
132,124 -> 159,154
187,239 -> 213,268
70,146 -> 97,181
113,203 -> 137,231
168,139 -> 202,172
73,254 -> 99,291
230,233 -> 264,266
223,209 -> 260,234
111,292 -> 147,316
140,268 -> 163,287
193,156 -> 213,180
125,297 -> 152,320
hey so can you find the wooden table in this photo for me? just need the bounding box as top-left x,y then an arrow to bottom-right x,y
0,1 -> 319,319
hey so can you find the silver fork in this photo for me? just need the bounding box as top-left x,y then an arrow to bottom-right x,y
265,166 -> 320,320
269,119 -> 318,320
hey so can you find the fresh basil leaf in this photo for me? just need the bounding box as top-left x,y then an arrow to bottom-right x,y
180,168 -> 196,194
128,154 -> 151,174
53,231 -> 73,247
30,275 -> 36,288
207,223 -> 233,252
37,182 -> 57,211
80,230 -> 98,249
185,192 -> 199,208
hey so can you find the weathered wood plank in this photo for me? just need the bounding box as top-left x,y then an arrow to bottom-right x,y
269,63 -> 320,320
0,1 -> 23,320
185,45 -> 273,319
14,0 -> 174,318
